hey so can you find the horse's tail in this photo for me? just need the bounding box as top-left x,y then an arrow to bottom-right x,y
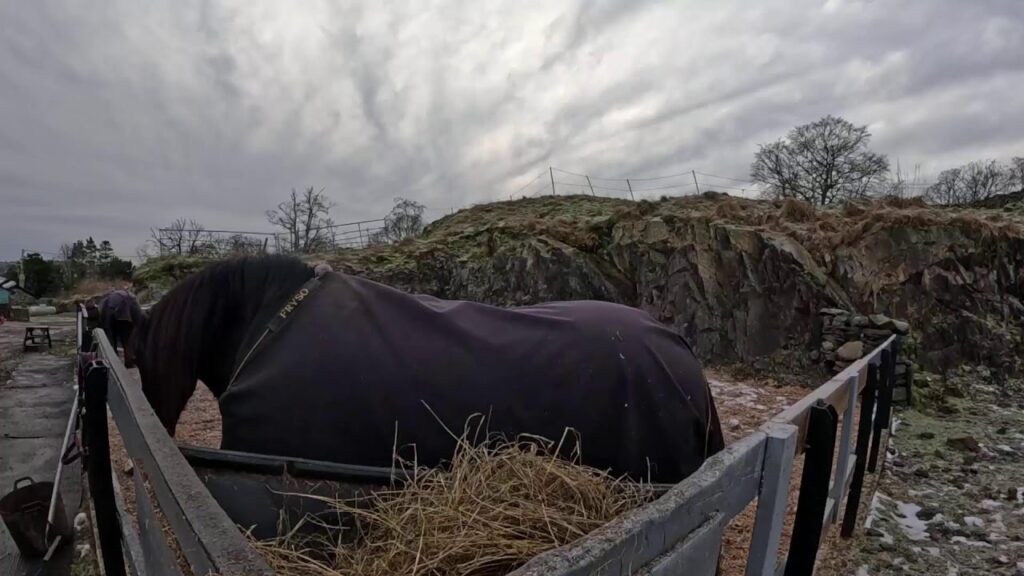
703,380 -> 727,460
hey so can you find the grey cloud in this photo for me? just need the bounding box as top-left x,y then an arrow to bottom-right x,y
1,0 -> 1023,260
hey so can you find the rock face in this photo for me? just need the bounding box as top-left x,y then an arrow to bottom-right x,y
327,196 -> 851,368
267,194 -> 1022,377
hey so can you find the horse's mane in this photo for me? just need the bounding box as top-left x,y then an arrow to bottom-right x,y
135,254 -> 314,433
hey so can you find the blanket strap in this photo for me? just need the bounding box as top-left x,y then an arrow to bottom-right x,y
228,275 -> 324,386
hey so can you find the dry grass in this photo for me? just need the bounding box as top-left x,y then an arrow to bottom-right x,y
254,418 -> 654,576
62,278 -> 127,299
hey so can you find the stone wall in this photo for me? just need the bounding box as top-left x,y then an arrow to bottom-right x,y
814,308 -> 915,401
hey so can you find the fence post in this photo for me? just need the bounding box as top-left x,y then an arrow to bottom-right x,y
692,170 -> 701,194
626,179 -> 635,201
783,401 -> 838,576
829,375 -> 858,523
868,348 -> 894,473
747,423 -> 797,576
586,175 -> 595,196
905,351 -> 913,408
841,362 -> 878,537
81,308 -> 94,353
83,360 -> 127,576
549,167 -> 556,195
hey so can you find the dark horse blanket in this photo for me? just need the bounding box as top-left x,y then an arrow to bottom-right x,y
220,272 -> 724,483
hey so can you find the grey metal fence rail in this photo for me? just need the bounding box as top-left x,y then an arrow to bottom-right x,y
77,303 -> 900,576
78,310 -> 273,576
510,335 -> 899,576
155,218 -> 390,257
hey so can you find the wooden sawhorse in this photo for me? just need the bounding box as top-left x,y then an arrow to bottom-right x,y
23,325 -> 52,351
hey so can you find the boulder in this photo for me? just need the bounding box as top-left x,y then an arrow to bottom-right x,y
869,314 -> 895,329
836,341 -> 864,361
946,435 -> 981,453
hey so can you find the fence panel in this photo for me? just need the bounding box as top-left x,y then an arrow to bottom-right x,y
78,306 -> 902,576
86,329 -> 273,576
509,432 -> 767,576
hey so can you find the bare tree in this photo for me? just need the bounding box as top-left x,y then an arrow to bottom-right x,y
223,234 -> 266,255
150,218 -> 214,256
381,198 -> 426,242
925,160 -> 1015,205
1008,157 -> 1024,194
751,115 -> 890,206
266,187 -> 336,253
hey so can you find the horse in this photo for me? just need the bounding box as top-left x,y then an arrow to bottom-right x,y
98,289 -> 143,368
128,254 -> 725,484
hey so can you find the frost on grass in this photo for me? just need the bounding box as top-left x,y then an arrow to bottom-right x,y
817,375 -> 1024,575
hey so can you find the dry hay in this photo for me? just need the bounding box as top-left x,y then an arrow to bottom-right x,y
254,420 -> 655,576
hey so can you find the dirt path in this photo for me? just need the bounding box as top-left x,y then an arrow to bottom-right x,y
0,319 -> 86,576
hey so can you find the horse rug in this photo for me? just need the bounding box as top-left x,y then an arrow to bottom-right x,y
219,271 -> 724,483
99,290 -> 139,323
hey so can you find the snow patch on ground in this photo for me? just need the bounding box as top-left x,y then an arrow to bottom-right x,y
894,501 -> 929,541
864,492 -> 889,529
950,536 -> 991,547
963,516 -> 984,527
979,499 -> 1002,510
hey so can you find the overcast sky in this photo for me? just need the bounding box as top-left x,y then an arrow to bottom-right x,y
1,0 -> 1022,260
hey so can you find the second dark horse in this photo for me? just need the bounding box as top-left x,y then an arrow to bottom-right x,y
98,289 -> 143,368
129,255 -> 725,484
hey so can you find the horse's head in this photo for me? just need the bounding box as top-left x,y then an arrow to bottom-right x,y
124,307 -> 147,369
132,254 -> 313,436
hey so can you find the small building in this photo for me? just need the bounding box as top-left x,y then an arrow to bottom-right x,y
0,274 -> 34,320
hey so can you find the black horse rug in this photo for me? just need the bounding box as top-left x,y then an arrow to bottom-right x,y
99,289 -> 142,359
220,271 -> 724,483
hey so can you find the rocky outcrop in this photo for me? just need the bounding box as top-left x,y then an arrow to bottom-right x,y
109,194 -> 1012,380
317,194 -> 1024,378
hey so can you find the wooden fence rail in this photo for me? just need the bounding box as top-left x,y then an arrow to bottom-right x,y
77,307 -> 900,576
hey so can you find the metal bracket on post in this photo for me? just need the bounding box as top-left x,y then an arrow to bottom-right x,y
842,363 -> 878,537
83,360 -> 127,576
783,401 -> 838,576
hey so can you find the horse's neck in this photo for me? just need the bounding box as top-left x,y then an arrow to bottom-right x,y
195,277 -> 301,398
